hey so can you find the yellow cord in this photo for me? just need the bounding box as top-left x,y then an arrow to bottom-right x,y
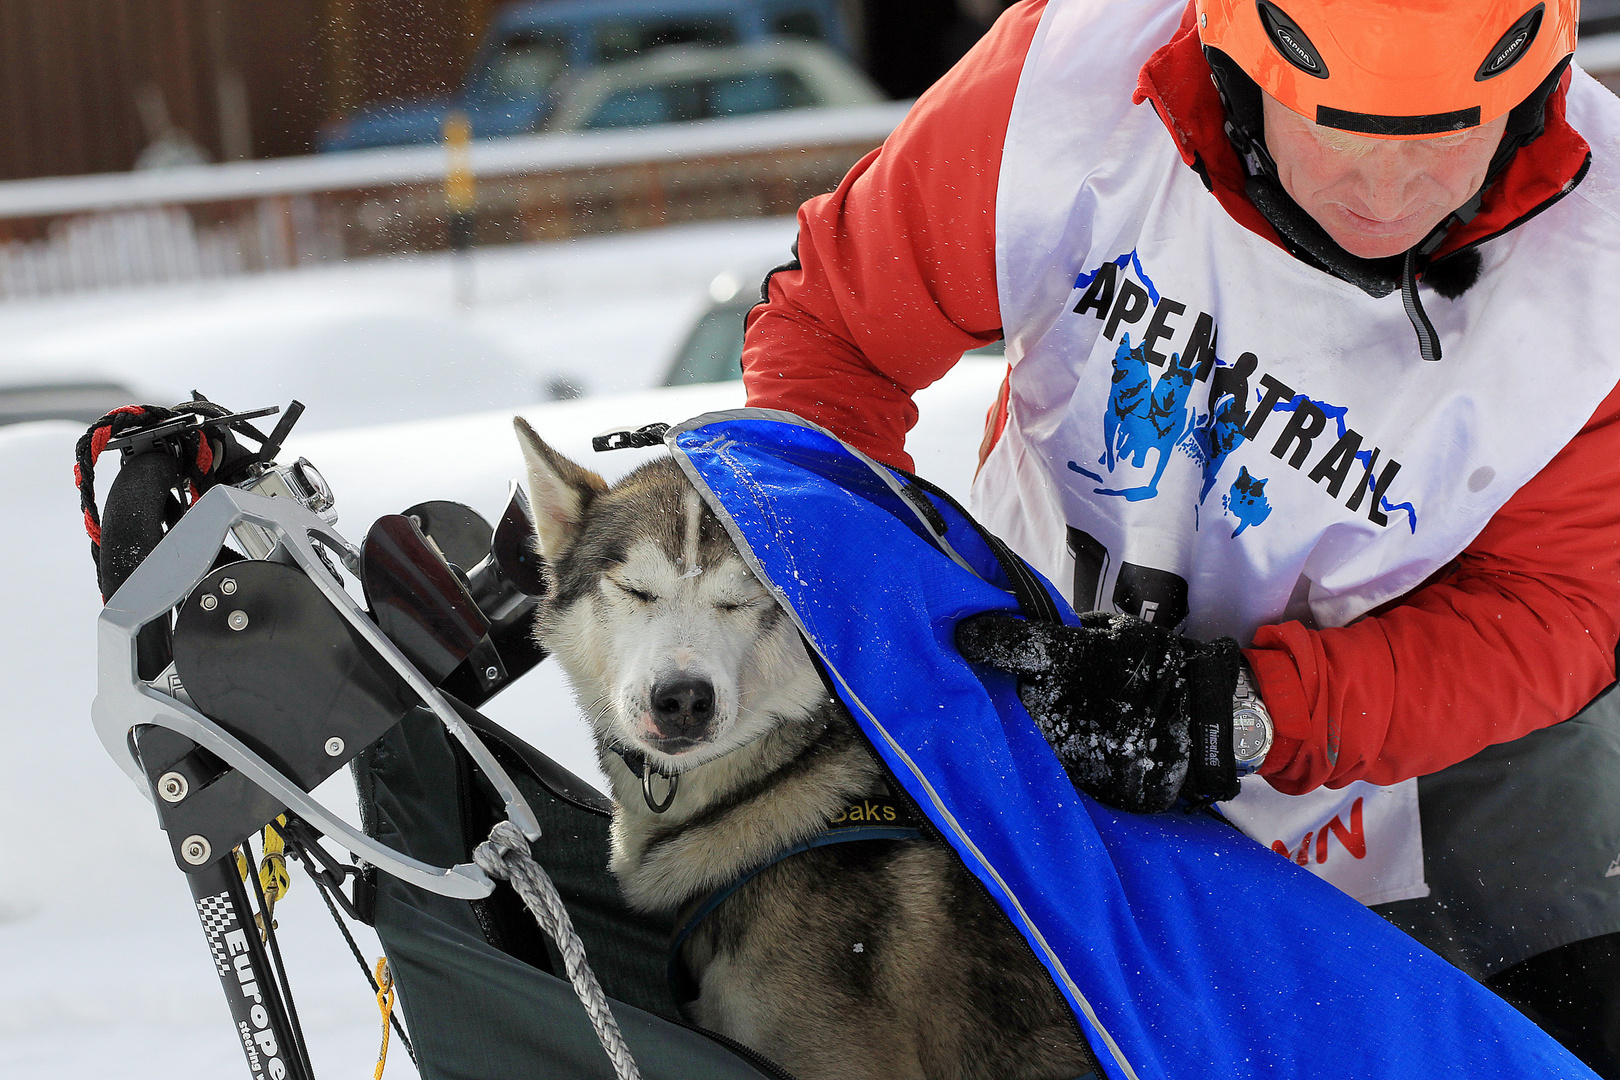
234,822 -> 402,1080
259,818 -> 290,903
374,957 -> 396,1080
236,817 -> 291,939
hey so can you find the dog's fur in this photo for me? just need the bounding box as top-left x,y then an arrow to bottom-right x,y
516,418 -> 1090,1080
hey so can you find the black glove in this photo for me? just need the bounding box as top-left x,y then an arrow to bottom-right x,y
956,611 -> 1243,813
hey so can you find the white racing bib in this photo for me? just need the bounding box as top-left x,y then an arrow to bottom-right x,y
1220,778 -> 1426,906
975,0 -> 1620,904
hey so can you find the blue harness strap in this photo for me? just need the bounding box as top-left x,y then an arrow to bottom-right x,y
668,409 -> 1599,1080
667,823 -> 924,1004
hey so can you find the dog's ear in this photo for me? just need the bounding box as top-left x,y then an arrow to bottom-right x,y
513,417 -> 608,559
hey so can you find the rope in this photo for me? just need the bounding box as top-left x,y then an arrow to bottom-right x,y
305,869 -> 416,1066
74,404 -> 153,549
243,836 -> 314,1079
374,957 -> 396,1080
473,821 -> 642,1080
258,818 -> 291,903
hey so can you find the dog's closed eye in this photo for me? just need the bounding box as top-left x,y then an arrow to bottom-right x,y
609,579 -> 658,604
715,598 -> 758,613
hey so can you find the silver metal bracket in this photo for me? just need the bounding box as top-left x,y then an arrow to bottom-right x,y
93,484 -> 541,900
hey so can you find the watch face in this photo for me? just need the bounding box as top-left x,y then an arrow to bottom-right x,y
1233,709 -> 1270,762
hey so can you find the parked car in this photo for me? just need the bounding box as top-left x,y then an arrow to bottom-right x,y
0,381 -> 140,427
1578,20 -> 1620,96
318,0 -> 853,152
546,40 -> 882,131
663,269 -> 1005,387
665,270 -> 758,385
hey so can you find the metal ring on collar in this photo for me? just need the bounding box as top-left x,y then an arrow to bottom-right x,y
642,761 -> 678,813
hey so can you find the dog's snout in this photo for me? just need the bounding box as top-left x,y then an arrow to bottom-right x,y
650,675 -> 715,738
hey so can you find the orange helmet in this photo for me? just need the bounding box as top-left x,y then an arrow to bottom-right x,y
1196,0 -> 1579,138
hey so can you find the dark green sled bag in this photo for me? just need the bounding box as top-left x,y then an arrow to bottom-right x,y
353,704 -> 792,1080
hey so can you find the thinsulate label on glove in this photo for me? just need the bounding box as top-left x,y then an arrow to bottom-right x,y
1219,777 -> 1428,907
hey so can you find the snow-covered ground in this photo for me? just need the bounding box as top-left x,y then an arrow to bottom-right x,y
0,217 -> 798,429
0,246 -> 1004,1080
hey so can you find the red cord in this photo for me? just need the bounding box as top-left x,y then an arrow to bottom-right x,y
75,405 -> 148,546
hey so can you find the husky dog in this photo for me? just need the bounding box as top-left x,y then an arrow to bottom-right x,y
515,418 -> 1090,1080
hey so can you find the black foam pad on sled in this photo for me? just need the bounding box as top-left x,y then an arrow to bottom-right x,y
173,559 -> 418,792
399,500 -> 493,575
98,452 -> 185,680
363,514 -> 491,685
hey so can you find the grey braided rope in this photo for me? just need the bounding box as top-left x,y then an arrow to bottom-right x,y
473,821 -> 643,1080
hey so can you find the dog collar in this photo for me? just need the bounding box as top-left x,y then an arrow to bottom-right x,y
609,720 -> 821,815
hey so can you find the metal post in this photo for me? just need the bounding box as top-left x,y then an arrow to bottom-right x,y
445,110 -> 476,309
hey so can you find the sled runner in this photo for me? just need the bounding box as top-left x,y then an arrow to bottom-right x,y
83,398 -> 1599,1080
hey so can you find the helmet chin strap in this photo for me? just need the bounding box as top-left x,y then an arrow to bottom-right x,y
1202,47 -> 1571,362
1243,173 -> 1478,361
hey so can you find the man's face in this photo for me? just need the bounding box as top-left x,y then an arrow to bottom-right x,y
1262,92 -> 1508,260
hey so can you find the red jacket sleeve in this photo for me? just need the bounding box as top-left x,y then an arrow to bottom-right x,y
1252,380 -> 1620,792
740,0 -> 1046,470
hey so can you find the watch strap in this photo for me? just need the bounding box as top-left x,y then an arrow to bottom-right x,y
1184,636 -> 1242,803
1233,660 -> 1261,706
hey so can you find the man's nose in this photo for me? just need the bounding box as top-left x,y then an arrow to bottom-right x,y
1352,145 -> 1425,220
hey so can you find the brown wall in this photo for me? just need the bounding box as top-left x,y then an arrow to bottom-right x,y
324,0 -> 494,114
0,0 -> 493,182
0,0 -> 973,184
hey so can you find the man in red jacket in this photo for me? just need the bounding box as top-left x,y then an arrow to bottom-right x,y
743,0 -> 1620,1071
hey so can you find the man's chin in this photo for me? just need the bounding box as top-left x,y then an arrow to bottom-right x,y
1335,236 -> 1419,260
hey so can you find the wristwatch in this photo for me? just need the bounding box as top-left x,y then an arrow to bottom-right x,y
1232,661 -> 1273,777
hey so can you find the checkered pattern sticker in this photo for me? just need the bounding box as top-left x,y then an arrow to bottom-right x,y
196,891 -> 238,976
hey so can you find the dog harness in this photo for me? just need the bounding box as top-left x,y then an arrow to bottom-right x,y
665,791 -> 924,1004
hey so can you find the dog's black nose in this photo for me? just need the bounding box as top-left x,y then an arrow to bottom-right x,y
650,676 -> 715,737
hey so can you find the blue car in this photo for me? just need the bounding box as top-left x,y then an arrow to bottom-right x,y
318,0 -> 852,152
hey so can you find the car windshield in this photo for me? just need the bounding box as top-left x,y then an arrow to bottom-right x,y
585,69 -> 816,129
665,301 -> 1007,387
595,18 -> 739,63
667,302 -> 751,385
770,8 -> 827,41
487,32 -> 570,97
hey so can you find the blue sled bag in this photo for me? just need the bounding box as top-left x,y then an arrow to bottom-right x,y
668,408 -> 1595,1080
